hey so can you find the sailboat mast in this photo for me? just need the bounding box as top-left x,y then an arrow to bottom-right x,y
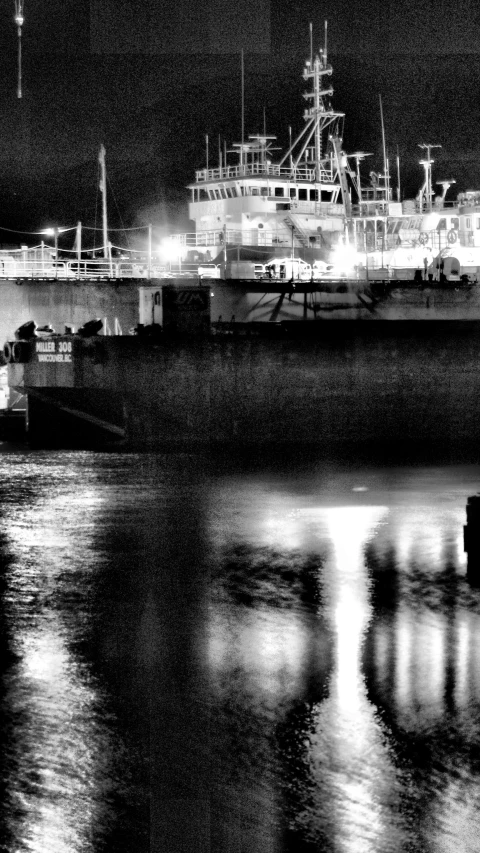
14,0 -> 24,99
379,94 -> 390,200
99,144 -> 108,259
241,49 -> 245,170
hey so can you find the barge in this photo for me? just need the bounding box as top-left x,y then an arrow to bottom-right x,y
4,283 -> 480,454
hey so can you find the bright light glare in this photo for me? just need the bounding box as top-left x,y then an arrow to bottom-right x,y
158,238 -> 181,263
41,227 -> 70,236
330,242 -> 361,274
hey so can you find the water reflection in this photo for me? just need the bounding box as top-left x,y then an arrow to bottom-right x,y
208,463 -> 480,851
280,506 -> 406,851
5,619 -> 109,853
2,452 -> 480,851
0,454 -> 126,853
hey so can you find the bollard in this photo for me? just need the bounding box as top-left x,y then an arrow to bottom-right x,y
464,494 -> 480,584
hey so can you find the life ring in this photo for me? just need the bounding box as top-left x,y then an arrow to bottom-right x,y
447,229 -> 458,244
418,232 -> 429,245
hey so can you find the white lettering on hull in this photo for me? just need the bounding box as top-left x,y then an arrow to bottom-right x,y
35,340 -> 73,362
37,353 -> 72,363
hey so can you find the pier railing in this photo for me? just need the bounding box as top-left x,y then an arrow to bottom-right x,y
0,258 -> 169,280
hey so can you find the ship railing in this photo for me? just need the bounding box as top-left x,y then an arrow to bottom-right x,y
169,229 -> 295,249
171,231 -> 221,247
167,225 -> 480,256
290,201 -> 344,217
194,163 -> 333,183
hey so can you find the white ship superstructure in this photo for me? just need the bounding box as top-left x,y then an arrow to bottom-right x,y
2,25 -> 479,287
167,28 -> 480,283
170,28 -> 422,277
186,36 -> 353,256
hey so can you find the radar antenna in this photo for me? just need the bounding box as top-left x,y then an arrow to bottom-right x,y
418,143 -> 441,212
14,0 -> 24,99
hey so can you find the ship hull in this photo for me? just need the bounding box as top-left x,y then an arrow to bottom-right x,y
210,279 -> 480,322
7,322 -> 480,456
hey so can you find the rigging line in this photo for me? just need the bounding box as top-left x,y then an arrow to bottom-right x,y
0,244 -> 45,253
109,242 -> 148,250
106,173 -> 131,248
80,224 -> 148,232
58,242 -> 147,254
0,224 -> 146,238
0,225 -> 74,235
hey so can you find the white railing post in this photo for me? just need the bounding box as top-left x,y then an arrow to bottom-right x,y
76,221 -> 82,278
148,224 -> 152,279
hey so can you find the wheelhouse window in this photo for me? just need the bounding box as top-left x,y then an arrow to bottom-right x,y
298,188 -> 307,201
274,187 -> 284,197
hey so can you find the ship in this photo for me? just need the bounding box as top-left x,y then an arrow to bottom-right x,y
5,293 -> 480,455
164,23 -> 472,286
1,25 -> 480,331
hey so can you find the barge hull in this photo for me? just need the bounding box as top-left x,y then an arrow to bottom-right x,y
8,321 -> 480,454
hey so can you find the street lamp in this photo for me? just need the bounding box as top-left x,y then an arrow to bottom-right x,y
42,228 -> 59,263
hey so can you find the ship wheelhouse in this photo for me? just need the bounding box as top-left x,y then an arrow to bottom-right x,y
188,130 -> 346,255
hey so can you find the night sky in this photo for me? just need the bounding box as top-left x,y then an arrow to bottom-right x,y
1,0 -> 480,242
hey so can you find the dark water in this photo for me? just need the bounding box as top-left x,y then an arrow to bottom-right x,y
0,448 -> 479,852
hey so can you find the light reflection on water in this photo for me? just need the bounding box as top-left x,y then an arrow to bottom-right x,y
0,456 -> 116,853
304,507 -> 403,853
208,461 -> 480,852
1,451 -> 480,850
0,451 -> 151,853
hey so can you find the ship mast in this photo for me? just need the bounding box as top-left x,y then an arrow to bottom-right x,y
418,143 -> 441,212
279,21 -> 344,182
14,0 -> 24,99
